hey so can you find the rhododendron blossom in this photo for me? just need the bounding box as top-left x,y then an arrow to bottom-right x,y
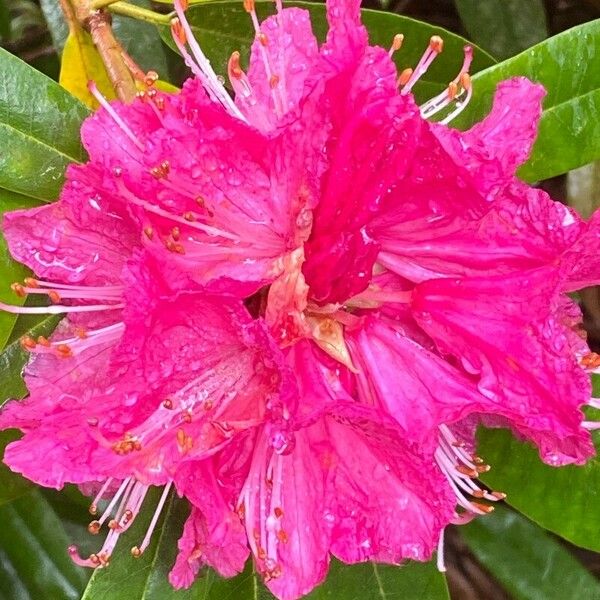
2,0 -> 600,599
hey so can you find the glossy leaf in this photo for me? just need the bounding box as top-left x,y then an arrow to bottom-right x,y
0,47 -> 89,201
477,427 -> 600,553
0,0 -> 10,41
60,30 -> 116,108
455,20 -> 600,182
158,1 -> 495,102
0,490 -> 89,600
0,188 -> 40,351
82,487 -> 448,599
454,0 -> 548,59
0,314 -> 60,406
0,430 -> 31,507
461,505 -> 600,600
39,0 -> 68,52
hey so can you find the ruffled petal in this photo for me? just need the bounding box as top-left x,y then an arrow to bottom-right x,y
242,8 -> 319,128
170,460 -> 249,587
2,166 -> 137,286
325,403 -> 455,564
412,270 -> 595,465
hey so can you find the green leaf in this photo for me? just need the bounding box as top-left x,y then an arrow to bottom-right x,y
454,0 -> 547,59
113,0 -> 172,79
82,487 -> 448,599
0,0 -> 10,41
0,489 -> 89,600
0,47 -> 89,201
455,20 -> 600,182
477,427 -> 600,553
461,505 -> 600,600
0,314 -> 60,406
158,1 -> 495,102
0,188 -> 41,351
0,430 -> 32,507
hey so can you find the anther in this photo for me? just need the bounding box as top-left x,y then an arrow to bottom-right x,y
56,344 -> 73,358
89,504 -> 98,515
143,226 -> 154,240
171,227 -> 181,241
144,71 -> 159,87
274,507 -> 283,518
48,291 -> 61,304
476,464 -> 491,474
108,519 -> 119,530
472,502 -> 495,514
10,282 -> 26,297
131,546 -> 142,558
37,336 -> 50,347
171,18 -> 187,45
391,33 -> 404,52
429,35 -> 444,53
88,520 -> 101,534
150,161 -> 170,179
259,33 -> 269,47
229,51 -> 243,79
90,553 -> 100,565
269,75 -> 280,89
20,336 -> 36,350
181,410 -> 192,424
243,0 -> 255,12
276,529 -> 288,543
460,72 -> 471,90
492,491 -> 507,500
448,82 -> 458,100
24,277 -> 38,288
183,212 -> 196,222
398,68 -> 413,86
456,465 -> 478,478
162,399 -> 174,410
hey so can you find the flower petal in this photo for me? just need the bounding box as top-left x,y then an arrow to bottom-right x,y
412,270 -> 595,465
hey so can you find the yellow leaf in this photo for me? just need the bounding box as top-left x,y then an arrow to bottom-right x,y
59,31 -> 116,109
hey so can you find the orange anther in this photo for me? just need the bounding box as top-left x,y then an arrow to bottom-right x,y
48,290 -> 61,303
243,0 -> 255,12
447,81 -> 458,100
56,344 -> 73,358
259,33 -> 269,47
269,74 -> 280,88
179,0 -> 189,9
88,520 -> 101,534
171,19 -> 187,45
171,227 -> 181,241
37,336 -> 51,347
398,68 -> 413,86
460,72 -> 472,90
10,282 -> 26,297
143,226 -> 154,240
74,327 -> 88,339
20,336 -> 36,350
274,506 -> 284,518
391,33 -> 404,52
456,464 -> 478,478
24,277 -> 38,288
276,529 -> 288,543
163,398 -> 174,410
472,502 -> 495,514
229,51 -> 243,79
183,212 -> 196,222
144,71 -> 159,87
131,546 -> 142,558
429,35 -> 444,53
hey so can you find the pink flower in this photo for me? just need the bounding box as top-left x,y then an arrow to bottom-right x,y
2,0 -> 600,599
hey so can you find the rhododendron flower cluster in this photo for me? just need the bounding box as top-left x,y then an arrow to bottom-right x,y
2,0 -> 600,598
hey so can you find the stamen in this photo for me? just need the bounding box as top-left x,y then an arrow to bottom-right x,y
389,33 -> 404,57
134,481 -> 172,555
87,82 -> 145,152
172,1 -> 246,121
244,1 -> 286,115
401,35 -> 444,95
0,301 -> 123,315
436,528 -> 446,572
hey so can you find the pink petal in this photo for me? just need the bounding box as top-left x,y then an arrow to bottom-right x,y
170,460 -> 249,587
242,8 -> 319,128
412,270 -> 595,465
325,403 -> 455,564
2,166 -> 137,285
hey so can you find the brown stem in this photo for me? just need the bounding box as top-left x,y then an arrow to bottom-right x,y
87,11 -> 137,102
58,0 -> 137,103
